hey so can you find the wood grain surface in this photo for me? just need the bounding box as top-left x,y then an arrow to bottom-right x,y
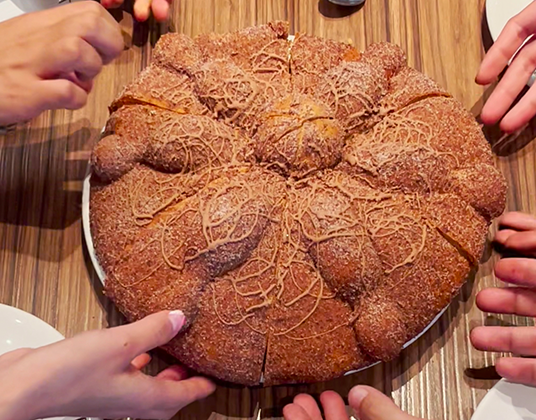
0,0 -> 534,419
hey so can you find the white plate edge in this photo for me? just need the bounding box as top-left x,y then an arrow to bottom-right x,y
0,304 -> 100,420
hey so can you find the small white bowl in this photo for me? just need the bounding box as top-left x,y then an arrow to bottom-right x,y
0,304 -> 98,420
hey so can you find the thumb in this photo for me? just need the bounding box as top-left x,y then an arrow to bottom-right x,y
349,386 -> 422,420
112,310 -> 186,361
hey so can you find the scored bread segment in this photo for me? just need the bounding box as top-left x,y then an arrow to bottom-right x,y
90,22 -> 507,386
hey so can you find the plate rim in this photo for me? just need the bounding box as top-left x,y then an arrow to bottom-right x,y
0,304 -> 100,420
471,378 -> 536,419
486,0 -> 534,42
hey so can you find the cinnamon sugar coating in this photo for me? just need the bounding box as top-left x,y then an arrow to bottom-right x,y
290,33 -> 361,94
110,65 -> 208,115
90,23 -> 507,386
254,94 -> 345,177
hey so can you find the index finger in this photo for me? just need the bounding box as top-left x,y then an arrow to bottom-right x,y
499,212 -> 536,232
320,391 -> 349,420
69,9 -> 123,64
477,1 -> 536,84
495,257 -> 536,287
106,310 -> 185,363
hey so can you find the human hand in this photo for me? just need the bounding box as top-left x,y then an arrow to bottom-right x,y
477,1 -> 536,132
471,211 -> 536,386
0,2 -> 123,126
283,386 -> 423,420
101,0 -> 171,22
0,310 -> 215,420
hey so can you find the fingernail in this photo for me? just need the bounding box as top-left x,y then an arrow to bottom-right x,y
349,386 -> 368,408
169,310 -> 186,333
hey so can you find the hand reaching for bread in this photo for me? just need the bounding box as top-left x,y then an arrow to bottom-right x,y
0,311 -> 215,420
283,387 -> 422,420
477,1 -> 536,132
0,2 -> 123,126
284,212 -> 536,419
471,211 -> 536,386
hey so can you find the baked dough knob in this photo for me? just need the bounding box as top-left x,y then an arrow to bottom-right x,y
92,105 -> 246,182
185,168 -> 284,278
315,61 -> 387,134
264,246 -> 368,385
341,132 -> 452,195
398,97 -> 494,167
360,42 -> 407,79
92,105 -> 152,182
290,33 -> 361,94
450,164 -> 507,220
287,172 -> 384,304
192,60 -> 283,136
194,21 -> 290,77
254,94 -> 345,178
168,279 -> 268,386
110,64 -> 209,115
143,114 -> 246,173
151,33 -> 202,74
379,66 -> 450,112
355,224 -> 471,360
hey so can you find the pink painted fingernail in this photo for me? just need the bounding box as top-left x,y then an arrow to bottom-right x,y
169,310 -> 186,333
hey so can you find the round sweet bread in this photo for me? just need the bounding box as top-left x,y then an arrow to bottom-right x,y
90,21 -> 507,386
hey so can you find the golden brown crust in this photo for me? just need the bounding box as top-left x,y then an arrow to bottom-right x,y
398,97 -> 494,166
290,33 -> 361,94
263,245 -> 367,385
254,94 -> 345,178
92,105 -> 247,182
192,59 -> 287,135
195,22 -> 291,88
287,171 -> 384,304
168,280 -> 267,386
360,42 -> 407,79
151,33 -> 202,73
355,225 -> 470,360
315,61 -> 387,134
110,65 -> 209,115
380,66 -> 450,112
451,164 -> 507,220
90,22 -> 507,386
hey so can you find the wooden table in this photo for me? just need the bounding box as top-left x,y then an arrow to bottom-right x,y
1,0 -> 535,419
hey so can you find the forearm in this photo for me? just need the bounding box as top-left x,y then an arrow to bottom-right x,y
0,385 -> 39,420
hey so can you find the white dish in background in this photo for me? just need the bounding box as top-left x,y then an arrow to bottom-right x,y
486,0 -> 536,86
486,0 -> 533,42
0,0 -> 82,23
472,379 -> 536,420
0,304 -> 98,420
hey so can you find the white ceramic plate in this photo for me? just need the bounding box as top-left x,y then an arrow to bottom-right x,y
0,0 -> 82,24
81,167 -> 448,377
0,304 -> 98,420
485,1 -> 536,86
472,379 -> 536,420
486,0 -> 533,42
